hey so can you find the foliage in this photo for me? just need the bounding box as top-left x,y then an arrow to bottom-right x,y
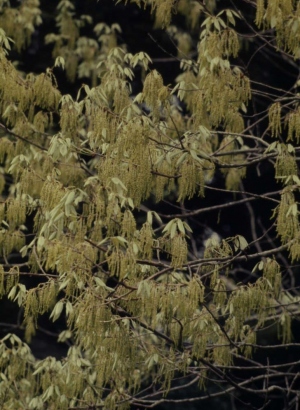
0,0 -> 299,409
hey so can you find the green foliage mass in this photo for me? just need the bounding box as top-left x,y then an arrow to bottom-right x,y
0,0 -> 299,409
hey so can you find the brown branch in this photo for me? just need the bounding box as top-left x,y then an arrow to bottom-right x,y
160,188 -> 281,218
0,122 -> 47,151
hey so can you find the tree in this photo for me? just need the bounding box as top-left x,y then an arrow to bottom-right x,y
0,0 -> 300,409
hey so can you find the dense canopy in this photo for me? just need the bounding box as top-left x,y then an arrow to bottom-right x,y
0,0 -> 300,409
